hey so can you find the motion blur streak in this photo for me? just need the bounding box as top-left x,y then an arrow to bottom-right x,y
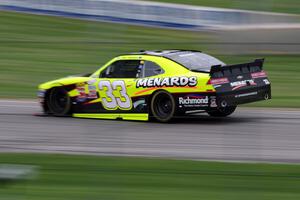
1,100 -> 300,163
1,0 -> 300,30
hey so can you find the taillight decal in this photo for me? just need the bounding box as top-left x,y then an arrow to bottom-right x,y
251,71 -> 267,79
208,78 -> 229,85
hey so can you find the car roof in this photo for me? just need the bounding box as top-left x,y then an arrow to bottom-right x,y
122,50 -> 225,73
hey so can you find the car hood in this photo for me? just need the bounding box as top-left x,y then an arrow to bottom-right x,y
38,76 -> 92,90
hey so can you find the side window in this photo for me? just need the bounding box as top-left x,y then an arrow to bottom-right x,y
101,60 -> 141,78
142,61 -> 164,77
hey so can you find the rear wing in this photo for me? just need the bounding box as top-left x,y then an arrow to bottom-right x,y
210,59 -> 264,78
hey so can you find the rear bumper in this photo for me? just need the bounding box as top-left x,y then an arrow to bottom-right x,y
175,85 -> 271,111
214,85 -> 271,107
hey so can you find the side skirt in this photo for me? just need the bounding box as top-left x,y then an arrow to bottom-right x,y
73,113 -> 149,121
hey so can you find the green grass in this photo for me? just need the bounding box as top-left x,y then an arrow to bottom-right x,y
146,0 -> 300,14
0,153 -> 300,200
0,11 -> 300,107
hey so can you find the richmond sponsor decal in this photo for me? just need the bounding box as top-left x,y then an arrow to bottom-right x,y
178,95 -> 208,108
136,76 -> 197,88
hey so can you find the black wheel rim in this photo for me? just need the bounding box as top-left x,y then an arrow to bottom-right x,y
50,88 -> 69,114
154,94 -> 173,119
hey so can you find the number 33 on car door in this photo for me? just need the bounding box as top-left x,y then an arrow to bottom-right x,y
98,80 -> 132,110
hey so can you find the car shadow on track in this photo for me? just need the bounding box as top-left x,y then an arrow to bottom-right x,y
155,114 -> 256,125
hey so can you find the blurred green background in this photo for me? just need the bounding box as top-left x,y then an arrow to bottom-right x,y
0,11 -> 299,107
147,0 -> 300,14
1,1 -> 300,200
1,153 -> 300,200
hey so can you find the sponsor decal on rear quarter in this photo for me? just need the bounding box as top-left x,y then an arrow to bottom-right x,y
178,95 -> 208,108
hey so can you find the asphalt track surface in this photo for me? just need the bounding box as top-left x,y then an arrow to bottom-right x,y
0,100 -> 300,163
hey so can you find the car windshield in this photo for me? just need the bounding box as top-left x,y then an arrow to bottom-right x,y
165,52 -> 225,72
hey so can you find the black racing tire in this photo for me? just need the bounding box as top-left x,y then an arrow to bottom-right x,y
150,90 -> 176,123
47,87 -> 71,116
207,106 -> 237,117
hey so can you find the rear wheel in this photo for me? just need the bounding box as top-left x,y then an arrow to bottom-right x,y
47,87 -> 71,116
207,106 -> 237,117
150,91 -> 176,122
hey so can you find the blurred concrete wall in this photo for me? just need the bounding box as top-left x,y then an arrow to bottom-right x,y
216,28 -> 300,54
0,0 -> 300,30
1,0 -> 300,54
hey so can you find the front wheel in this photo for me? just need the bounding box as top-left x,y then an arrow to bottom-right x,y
207,106 -> 237,117
47,87 -> 71,116
150,91 -> 176,122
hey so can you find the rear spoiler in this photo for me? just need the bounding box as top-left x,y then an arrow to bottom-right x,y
210,59 -> 264,78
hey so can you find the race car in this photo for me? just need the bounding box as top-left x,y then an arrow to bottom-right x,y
38,50 -> 271,122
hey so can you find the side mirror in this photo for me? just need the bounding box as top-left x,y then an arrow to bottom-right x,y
154,68 -> 163,74
100,70 -> 113,78
106,73 -> 113,78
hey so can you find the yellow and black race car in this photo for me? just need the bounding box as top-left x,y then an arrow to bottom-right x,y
38,50 -> 271,122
